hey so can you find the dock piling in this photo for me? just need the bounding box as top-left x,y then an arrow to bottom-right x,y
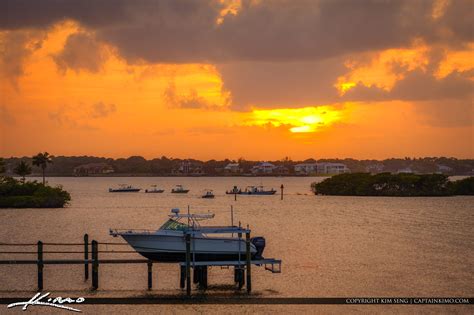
147,260 -> 153,290
37,241 -> 43,291
246,229 -> 252,293
84,234 -> 89,281
91,240 -> 98,290
280,184 -> 284,200
185,233 -> 191,296
179,265 -> 185,288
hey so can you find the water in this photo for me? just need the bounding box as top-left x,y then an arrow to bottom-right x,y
1,177 -> 473,312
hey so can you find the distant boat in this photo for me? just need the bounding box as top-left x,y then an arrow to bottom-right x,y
145,185 -> 164,193
201,189 -> 215,199
243,186 -> 276,195
109,184 -> 141,193
226,186 -> 242,194
171,185 -> 190,193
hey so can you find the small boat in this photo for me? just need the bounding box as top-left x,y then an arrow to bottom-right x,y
109,184 -> 141,192
226,186 -> 242,194
201,189 -> 215,199
145,185 -> 164,193
109,208 -> 266,262
244,186 -> 276,195
171,185 -> 190,193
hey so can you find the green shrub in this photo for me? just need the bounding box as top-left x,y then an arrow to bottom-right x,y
0,177 -> 70,208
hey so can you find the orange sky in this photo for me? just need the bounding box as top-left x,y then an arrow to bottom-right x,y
1,1 -> 473,160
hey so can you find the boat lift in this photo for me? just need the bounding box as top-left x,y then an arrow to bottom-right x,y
179,224 -> 281,294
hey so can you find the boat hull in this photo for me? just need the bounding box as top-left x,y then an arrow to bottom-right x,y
171,190 -> 189,193
109,189 -> 141,192
120,233 -> 256,263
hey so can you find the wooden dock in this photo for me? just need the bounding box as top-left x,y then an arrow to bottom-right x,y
0,233 -> 281,296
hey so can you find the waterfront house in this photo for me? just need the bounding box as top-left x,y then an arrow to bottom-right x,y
73,163 -> 114,176
251,162 -> 276,174
294,163 -> 317,175
316,162 -> 350,174
224,163 -> 241,174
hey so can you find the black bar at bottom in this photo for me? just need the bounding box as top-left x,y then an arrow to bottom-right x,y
1,297 -> 472,305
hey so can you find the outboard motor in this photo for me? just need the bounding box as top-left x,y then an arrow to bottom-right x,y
250,237 -> 266,259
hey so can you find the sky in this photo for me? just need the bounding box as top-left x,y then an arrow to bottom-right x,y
0,0 -> 473,160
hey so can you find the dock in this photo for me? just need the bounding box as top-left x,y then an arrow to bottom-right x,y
0,232 -> 281,296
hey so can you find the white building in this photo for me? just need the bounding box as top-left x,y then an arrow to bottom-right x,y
316,162 -> 349,174
397,167 -> 413,174
294,163 -> 317,175
224,163 -> 241,174
251,162 -> 276,174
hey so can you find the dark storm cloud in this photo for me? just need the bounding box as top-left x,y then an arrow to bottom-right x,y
343,70 -> 474,102
53,32 -> 106,73
1,0 -> 472,63
218,58 -> 347,110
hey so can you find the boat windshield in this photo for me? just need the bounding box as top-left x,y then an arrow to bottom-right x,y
159,219 -> 188,231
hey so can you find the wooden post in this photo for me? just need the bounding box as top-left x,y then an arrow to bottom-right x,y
246,229 -> 252,293
185,233 -> 191,296
180,265 -> 185,289
234,192 -> 237,201
193,266 -> 199,284
84,234 -> 89,281
280,184 -> 284,200
147,260 -> 153,290
91,240 -> 98,290
37,241 -> 43,291
202,266 -> 208,289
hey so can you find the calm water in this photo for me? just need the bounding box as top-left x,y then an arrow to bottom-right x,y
1,177 -> 473,313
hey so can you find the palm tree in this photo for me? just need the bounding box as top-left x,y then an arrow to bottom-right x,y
14,161 -> 32,183
32,152 -> 53,185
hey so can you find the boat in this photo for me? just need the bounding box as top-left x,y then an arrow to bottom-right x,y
109,208 -> 266,262
201,189 -> 215,199
145,185 -> 164,193
244,186 -> 276,195
226,186 -> 242,194
171,185 -> 190,193
109,184 -> 141,192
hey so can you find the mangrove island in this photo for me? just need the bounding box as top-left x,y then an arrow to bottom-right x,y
311,173 -> 474,196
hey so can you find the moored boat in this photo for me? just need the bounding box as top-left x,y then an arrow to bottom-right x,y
171,185 -> 190,193
244,186 -> 276,195
201,189 -> 215,198
109,184 -> 141,192
109,209 -> 266,262
226,186 -> 242,194
145,185 -> 164,193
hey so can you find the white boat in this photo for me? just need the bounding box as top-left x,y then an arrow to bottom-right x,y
171,185 -> 190,193
109,184 -> 141,192
145,185 -> 164,193
109,209 -> 265,262
201,189 -> 215,198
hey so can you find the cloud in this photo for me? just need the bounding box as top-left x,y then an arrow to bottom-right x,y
53,32 -> 107,73
218,58 -> 347,110
90,102 -> 116,118
1,0 -> 472,63
0,29 -> 45,86
0,104 -> 16,125
413,100 -> 473,128
163,80 -> 229,109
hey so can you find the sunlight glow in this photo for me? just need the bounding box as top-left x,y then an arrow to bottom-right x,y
247,106 -> 343,133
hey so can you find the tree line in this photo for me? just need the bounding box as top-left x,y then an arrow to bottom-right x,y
1,155 -> 473,176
